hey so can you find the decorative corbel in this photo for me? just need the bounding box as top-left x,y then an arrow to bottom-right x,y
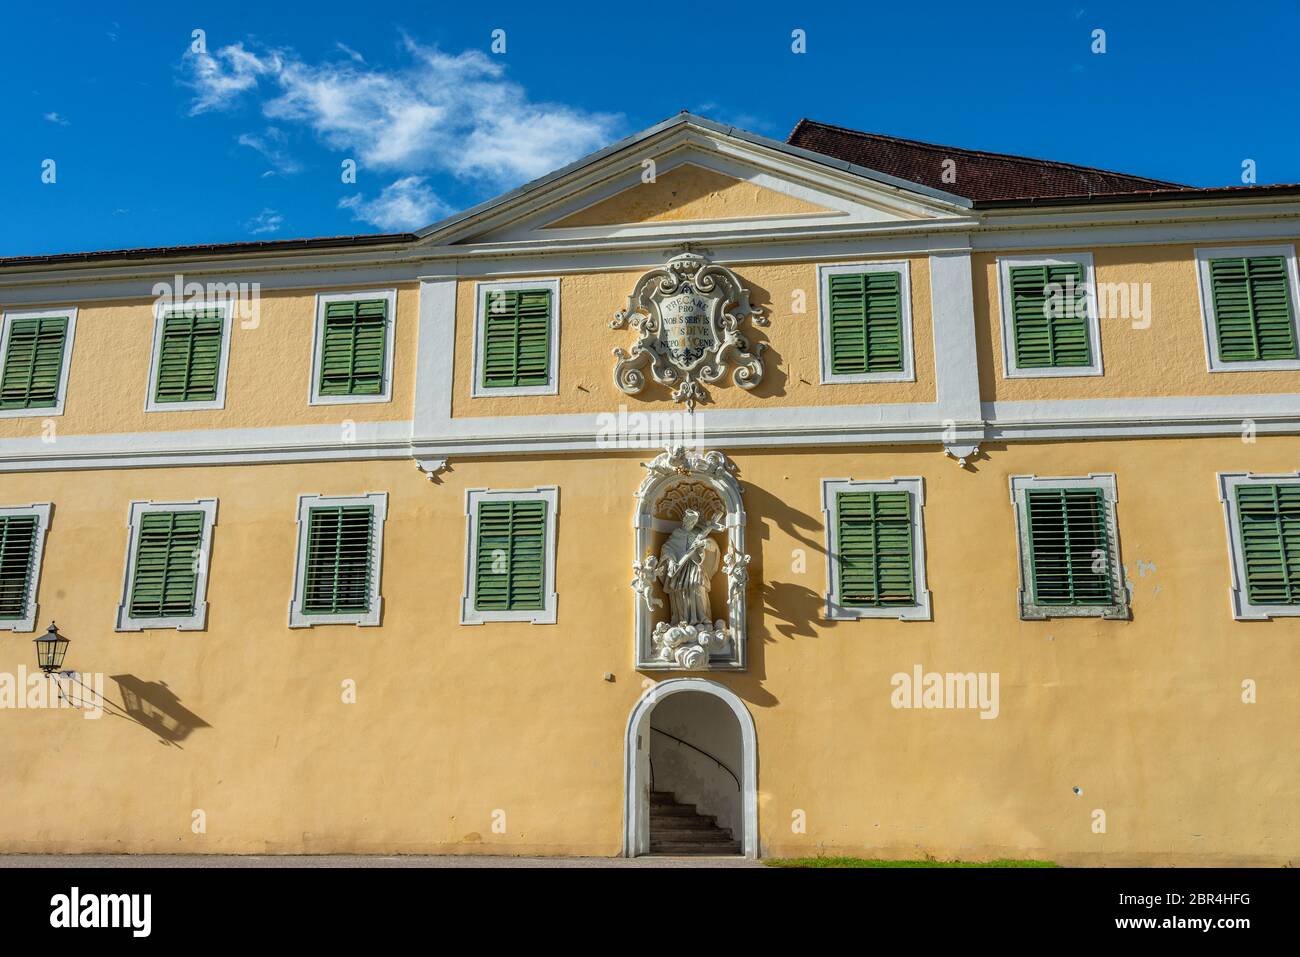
415,457 -> 450,481
943,444 -> 981,468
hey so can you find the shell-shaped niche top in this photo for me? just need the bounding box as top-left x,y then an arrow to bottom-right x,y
654,480 -> 727,524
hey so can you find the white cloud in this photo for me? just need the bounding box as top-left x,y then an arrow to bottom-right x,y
185,42 -> 282,115
339,176 -> 448,231
244,208 -> 284,235
335,42 -> 365,64
180,35 -> 619,189
43,112 -> 69,126
237,127 -> 301,174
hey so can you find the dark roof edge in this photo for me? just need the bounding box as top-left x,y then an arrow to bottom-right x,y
974,184 -> 1300,209
0,231 -> 417,270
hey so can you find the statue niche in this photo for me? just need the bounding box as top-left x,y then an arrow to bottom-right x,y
631,448 -> 750,671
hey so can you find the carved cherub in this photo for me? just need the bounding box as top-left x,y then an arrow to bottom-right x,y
631,554 -> 663,612
722,548 -> 751,610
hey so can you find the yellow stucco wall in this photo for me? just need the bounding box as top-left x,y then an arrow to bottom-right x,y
1,437 -> 1296,863
0,284 -> 418,439
451,257 -> 937,418
975,240 -> 1300,401
547,163 -> 833,227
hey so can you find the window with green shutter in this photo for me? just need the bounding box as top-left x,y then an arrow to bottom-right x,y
481,289 -> 552,389
473,499 -> 546,611
0,514 -> 39,620
827,272 -> 904,375
153,307 -> 225,404
318,298 -> 388,397
1234,483 -> 1300,605
302,505 -> 375,614
127,511 -> 204,620
1024,487 -> 1112,605
835,490 -> 915,607
1208,256 -> 1297,363
0,315 -> 69,410
1007,263 -> 1092,369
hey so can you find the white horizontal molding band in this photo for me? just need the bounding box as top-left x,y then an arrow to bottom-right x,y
0,421 -> 413,471
5,211 -> 1298,305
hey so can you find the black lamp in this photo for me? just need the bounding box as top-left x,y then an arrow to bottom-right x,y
34,622 -> 69,675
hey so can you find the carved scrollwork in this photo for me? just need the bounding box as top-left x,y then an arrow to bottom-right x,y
611,251 -> 768,412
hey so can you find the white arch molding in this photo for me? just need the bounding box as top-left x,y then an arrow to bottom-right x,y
622,677 -> 759,858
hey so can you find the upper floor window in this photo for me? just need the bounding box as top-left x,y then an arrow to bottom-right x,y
1218,472 -> 1300,619
289,492 -> 388,627
820,477 -> 931,621
817,262 -> 915,383
0,308 -> 77,417
1195,245 -> 1300,372
116,499 -> 218,631
1010,474 -> 1128,620
310,290 -> 397,404
461,486 -> 559,624
0,503 -> 53,632
472,280 -> 561,397
145,301 -> 233,412
997,254 -> 1102,378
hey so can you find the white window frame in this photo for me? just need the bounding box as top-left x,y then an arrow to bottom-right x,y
115,498 -> 218,632
1009,473 -> 1128,620
0,503 -> 53,632
288,492 -> 388,628
1218,471 -> 1300,620
816,261 -> 916,384
471,279 -> 561,398
308,289 -> 398,406
0,307 -> 78,418
820,476 -> 931,621
996,252 -> 1103,379
144,298 -> 235,412
461,486 -> 559,624
1194,244 -> 1300,372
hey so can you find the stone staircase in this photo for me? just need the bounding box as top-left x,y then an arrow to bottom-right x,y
648,790 -> 742,856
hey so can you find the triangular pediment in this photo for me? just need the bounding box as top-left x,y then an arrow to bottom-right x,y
416,115 -> 974,248
545,163 -> 835,227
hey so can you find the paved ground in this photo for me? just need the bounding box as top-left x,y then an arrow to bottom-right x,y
0,854 -> 763,868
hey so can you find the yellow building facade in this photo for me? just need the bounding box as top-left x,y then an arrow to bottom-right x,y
1,115 -> 1297,863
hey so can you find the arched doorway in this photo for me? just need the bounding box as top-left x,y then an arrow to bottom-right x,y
623,678 -> 758,858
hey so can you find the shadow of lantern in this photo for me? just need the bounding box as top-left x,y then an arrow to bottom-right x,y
110,675 -> 211,747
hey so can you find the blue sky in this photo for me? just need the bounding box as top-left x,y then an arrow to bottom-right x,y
3,1 -> 1298,257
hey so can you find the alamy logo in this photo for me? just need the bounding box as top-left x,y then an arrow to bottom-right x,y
0,668 -> 103,719
890,664 -> 1000,719
49,887 -> 151,937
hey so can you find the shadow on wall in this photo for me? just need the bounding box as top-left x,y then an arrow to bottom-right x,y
743,482 -> 826,643
108,675 -> 211,747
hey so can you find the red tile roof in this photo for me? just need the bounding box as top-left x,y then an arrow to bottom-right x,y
788,119 -> 1187,202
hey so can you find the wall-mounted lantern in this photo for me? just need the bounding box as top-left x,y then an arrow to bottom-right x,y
34,622 -> 70,675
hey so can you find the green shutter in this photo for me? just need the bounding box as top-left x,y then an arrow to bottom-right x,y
474,499 -> 546,611
318,299 -> 388,396
827,272 -> 904,375
128,511 -> 204,619
0,315 -> 69,410
835,491 -> 915,607
481,289 -> 552,389
1234,483 -> 1300,605
1008,263 -> 1092,368
302,506 -> 375,614
1025,487 -> 1112,605
154,307 -> 225,403
0,515 -> 39,620
1209,256 -> 1297,362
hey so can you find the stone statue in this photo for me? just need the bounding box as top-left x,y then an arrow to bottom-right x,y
658,508 -> 722,625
